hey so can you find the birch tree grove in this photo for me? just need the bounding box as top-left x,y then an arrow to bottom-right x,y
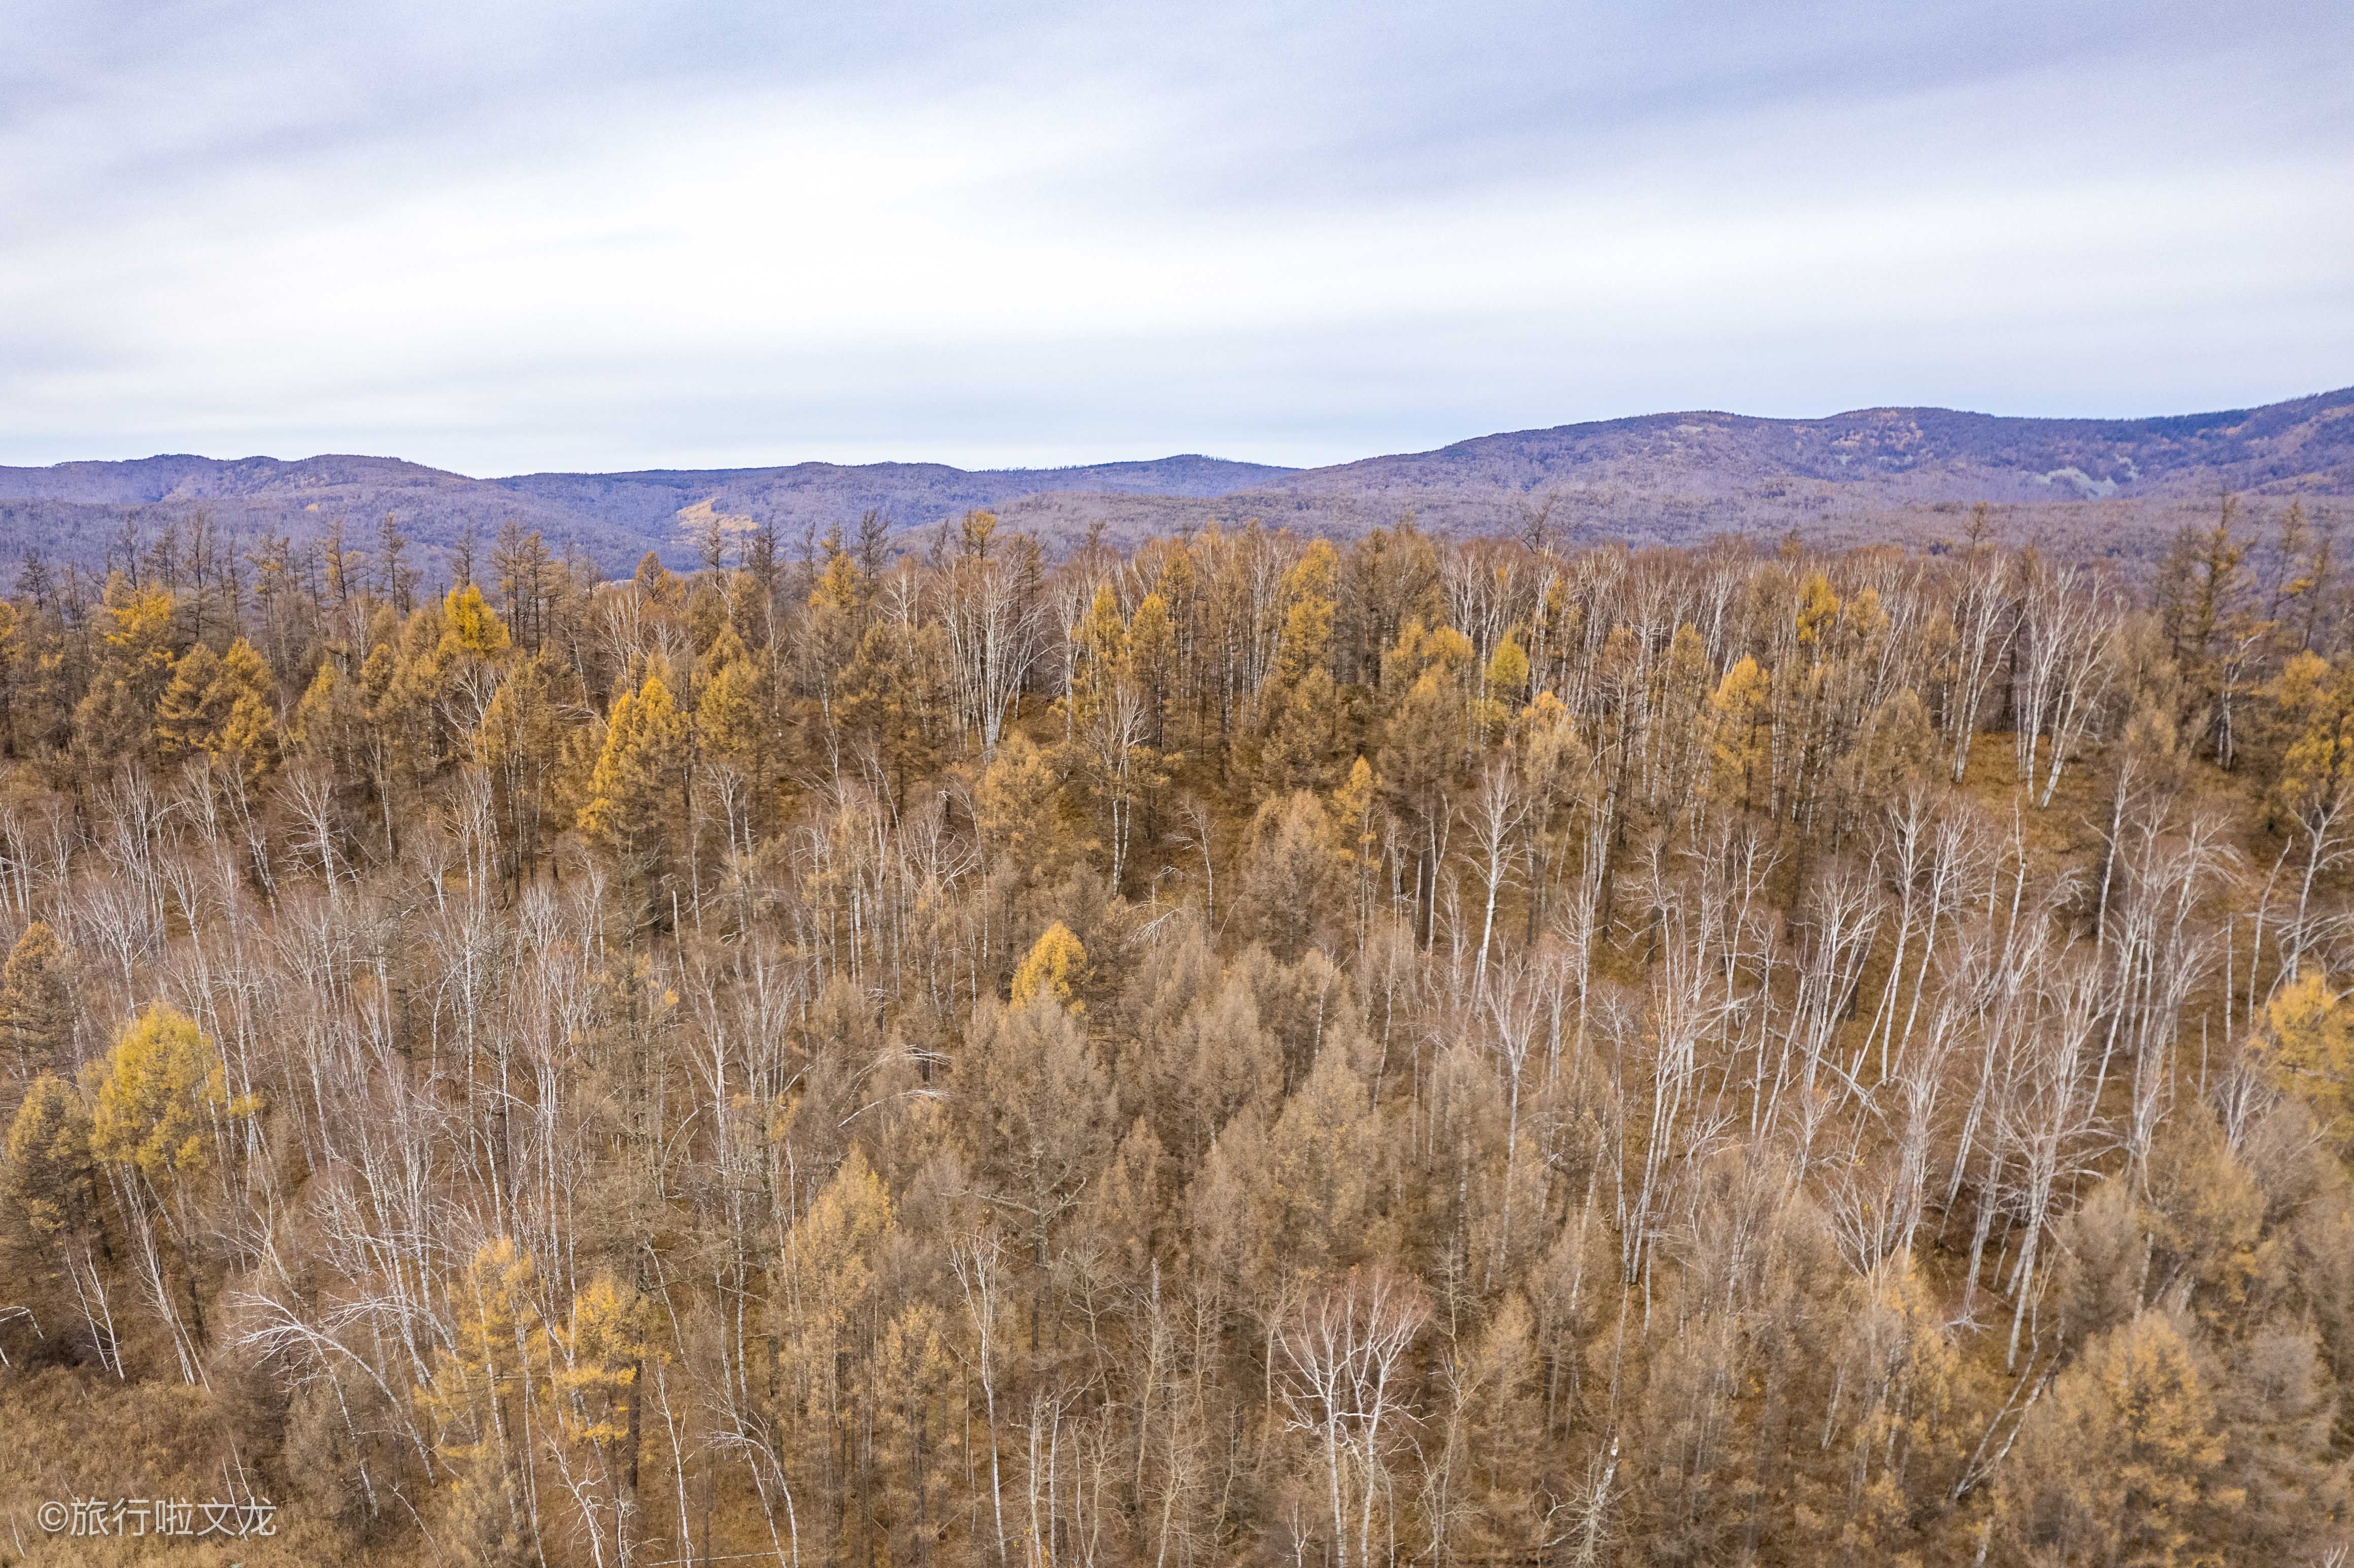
2,507 -> 2352,1566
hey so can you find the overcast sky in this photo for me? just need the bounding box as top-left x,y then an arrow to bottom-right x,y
2,1 -> 2348,475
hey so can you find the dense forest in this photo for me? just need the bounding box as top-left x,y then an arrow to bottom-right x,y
3,499 -> 2353,1567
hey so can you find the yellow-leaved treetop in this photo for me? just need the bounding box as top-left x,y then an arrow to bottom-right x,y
1011,922 -> 1086,1011
2256,972 -> 2354,1141
804,534 -> 868,711
1256,543 -> 1342,793
551,1275 -> 648,1442
1334,753 -> 1380,944
1239,790 -> 1343,962
978,730 -> 1071,892
1709,655 -> 1776,813
1,1071 -> 109,1373
2268,650 -> 2354,936
1794,569 -> 1842,649
418,1237 -> 543,1565
4,1072 -> 99,1243
475,652 -> 568,882
1995,1310 -> 2233,1568
777,1147 -> 894,1405
1810,1256 -> 1966,1559
153,644 -> 225,760
289,655 -> 365,768
155,636 -> 279,780
836,617 -> 945,811
439,582 -> 512,661
547,1271 -> 651,1564
789,1148 -> 893,1335
578,672 -> 688,859
0,918 -> 73,1081
1477,631 -> 1530,743
0,598 -> 20,755
1059,585 -> 1169,889
91,1001 -> 246,1186
693,624 -> 780,838
691,627 -> 762,760
73,575 -> 180,761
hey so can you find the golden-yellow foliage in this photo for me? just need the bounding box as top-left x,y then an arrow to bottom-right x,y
549,1275 -> 649,1448
4,1073 -> 98,1241
2257,971 -> 2354,1141
440,583 -> 512,660
89,1002 -> 243,1186
1011,921 -> 1087,1011
577,672 -> 687,851
1709,655 -> 1775,811
1996,1311 -> 2233,1567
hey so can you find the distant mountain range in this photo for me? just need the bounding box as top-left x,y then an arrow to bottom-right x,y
5,387 -> 2349,577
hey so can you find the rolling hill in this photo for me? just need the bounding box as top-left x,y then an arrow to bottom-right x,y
4,387 -> 2348,577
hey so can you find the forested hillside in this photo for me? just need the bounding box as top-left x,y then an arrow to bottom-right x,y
4,500 -> 2354,1566
6,385 -> 2348,575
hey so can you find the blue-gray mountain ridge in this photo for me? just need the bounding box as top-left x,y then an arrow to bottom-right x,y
4,387 -> 2348,573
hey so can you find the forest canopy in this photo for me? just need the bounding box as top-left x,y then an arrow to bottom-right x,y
1,501 -> 2351,1567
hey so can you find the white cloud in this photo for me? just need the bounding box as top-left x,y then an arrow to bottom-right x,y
0,0 -> 2347,473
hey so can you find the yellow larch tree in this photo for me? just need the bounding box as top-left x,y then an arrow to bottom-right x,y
578,672 -> 690,870
91,1002 -> 243,1189
1010,922 -> 1087,1011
